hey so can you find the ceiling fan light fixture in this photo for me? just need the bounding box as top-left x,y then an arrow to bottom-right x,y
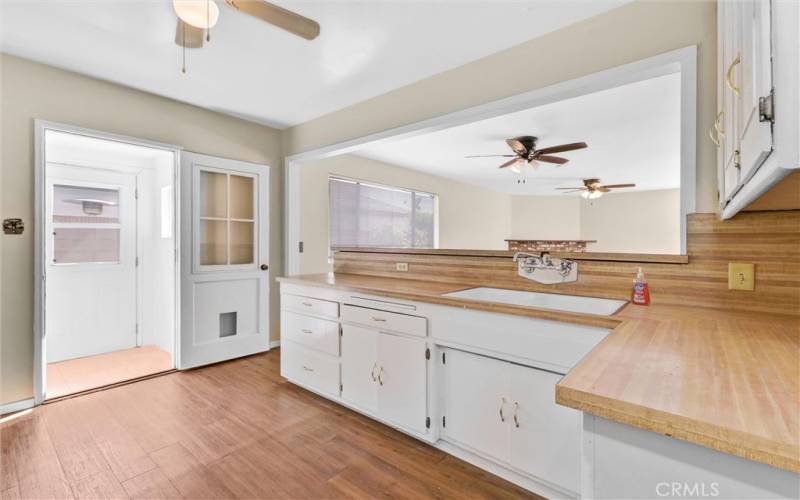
174,0 -> 219,29
509,157 -> 527,174
582,190 -> 602,200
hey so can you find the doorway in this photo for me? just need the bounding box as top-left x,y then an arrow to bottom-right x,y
37,125 -> 179,401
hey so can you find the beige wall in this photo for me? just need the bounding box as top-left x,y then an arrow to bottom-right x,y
299,155 -> 511,273
510,190 -> 681,254
510,196 -> 581,241
284,1 -> 717,213
580,189 -> 681,254
0,54 -> 284,405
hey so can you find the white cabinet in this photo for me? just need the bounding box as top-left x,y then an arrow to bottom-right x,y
341,324 -> 378,412
715,0 -> 799,217
340,324 -> 429,434
442,349 -> 511,463
442,348 -> 581,495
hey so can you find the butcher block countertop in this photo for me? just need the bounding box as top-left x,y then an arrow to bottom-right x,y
277,273 -> 800,473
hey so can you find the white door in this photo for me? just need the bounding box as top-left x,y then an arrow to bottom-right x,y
45,166 -> 138,363
376,333 -> 428,434
341,325 -> 378,412
509,363 -> 581,494
180,152 -> 269,369
442,349 -> 511,463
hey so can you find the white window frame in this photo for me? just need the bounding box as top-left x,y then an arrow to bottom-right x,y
327,175 -> 439,256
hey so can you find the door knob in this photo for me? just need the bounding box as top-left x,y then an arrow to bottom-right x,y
260,264 -> 269,271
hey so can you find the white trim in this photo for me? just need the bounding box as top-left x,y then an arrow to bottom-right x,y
269,339 -> 281,349
0,398 -> 35,416
284,46 -> 698,275
34,120 -> 182,405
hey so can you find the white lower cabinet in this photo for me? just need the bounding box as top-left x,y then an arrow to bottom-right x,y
341,324 -> 429,434
443,348 -> 580,495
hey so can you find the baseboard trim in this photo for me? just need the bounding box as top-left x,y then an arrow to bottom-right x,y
269,340 -> 281,349
0,397 -> 35,417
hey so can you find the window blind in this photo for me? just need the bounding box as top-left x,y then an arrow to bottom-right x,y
329,176 -> 436,249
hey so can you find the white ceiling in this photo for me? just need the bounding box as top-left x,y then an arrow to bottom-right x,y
356,72 -> 682,195
1,0 -> 629,128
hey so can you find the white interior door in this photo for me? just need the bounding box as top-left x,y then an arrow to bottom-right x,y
45,166 -> 138,363
180,152 -> 269,369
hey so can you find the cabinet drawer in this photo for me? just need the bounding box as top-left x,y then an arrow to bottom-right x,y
280,340 -> 340,397
342,304 -> 427,337
282,293 -> 339,319
281,311 -> 340,356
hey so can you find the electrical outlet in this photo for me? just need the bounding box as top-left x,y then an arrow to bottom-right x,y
396,262 -> 409,272
728,263 -> 755,291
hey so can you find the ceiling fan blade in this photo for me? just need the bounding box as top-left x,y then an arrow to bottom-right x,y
534,155 -> 569,164
498,158 -> 520,169
535,142 -> 588,155
601,183 -> 637,189
175,19 -> 205,48
224,0 -> 320,40
505,138 -> 528,156
464,154 -> 517,158
554,187 -> 586,190
598,187 -> 611,192
558,189 -> 586,193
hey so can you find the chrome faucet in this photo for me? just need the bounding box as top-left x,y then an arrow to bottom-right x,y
513,251 -> 577,283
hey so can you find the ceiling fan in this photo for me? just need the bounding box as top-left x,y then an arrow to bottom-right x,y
555,178 -> 636,199
465,136 -> 588,173
173,0 -> 320,71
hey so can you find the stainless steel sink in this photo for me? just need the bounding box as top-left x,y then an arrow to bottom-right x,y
442,287 -> 627,316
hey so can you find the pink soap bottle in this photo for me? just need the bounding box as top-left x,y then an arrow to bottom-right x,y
631,267 -> 651,305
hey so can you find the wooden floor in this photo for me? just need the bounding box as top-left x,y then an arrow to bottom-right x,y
47,345 -> 173,400
1,349 -> 538,499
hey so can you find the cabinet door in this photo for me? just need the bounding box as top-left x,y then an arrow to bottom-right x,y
509,363 -> 581,494
721,0 -> 741,203
442,349 -> 511,464
341,325 -> 378,413
376,333 -> 428,434
737,0 -> 773,179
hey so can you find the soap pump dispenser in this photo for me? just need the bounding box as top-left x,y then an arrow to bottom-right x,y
631,267 -> 651,305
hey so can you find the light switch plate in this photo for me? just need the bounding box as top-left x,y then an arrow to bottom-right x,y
728,263 -> 755,291
396,262 -> 409,272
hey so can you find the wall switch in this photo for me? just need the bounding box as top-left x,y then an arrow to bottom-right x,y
396,262 -> 409,272
728,263 -> 755,291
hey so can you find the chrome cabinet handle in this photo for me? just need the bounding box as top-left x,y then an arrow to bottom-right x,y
301,329 -> 313,335
726,53 -> 741,97
513,402 -> 520,428
302,365 -> 314,372
370,316 -> 387,322
371,362 -> 378,382
377,366 -> 384,386
499,397 -> 507,422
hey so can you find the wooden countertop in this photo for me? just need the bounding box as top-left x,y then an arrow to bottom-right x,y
277,273 -> 800,473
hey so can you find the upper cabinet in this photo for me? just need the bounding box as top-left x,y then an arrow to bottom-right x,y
714,0 -> 799,219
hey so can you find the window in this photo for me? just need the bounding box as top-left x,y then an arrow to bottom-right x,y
51,184 -> 121,264
329,176 -> 437,250
197,170 -> 256,267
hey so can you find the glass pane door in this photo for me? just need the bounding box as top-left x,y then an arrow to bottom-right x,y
197,169 -> 256,269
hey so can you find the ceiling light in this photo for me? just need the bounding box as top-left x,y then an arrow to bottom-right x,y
510,157 -> 527,174
581,190 -> 602,200
173,0 -> 219,29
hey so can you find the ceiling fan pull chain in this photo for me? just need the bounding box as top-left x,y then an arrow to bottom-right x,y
206,0 -> 211,42
181,22 -> 187,74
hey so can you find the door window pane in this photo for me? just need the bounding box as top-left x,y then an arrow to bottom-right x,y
53,228 -> 120,264
229,175 -> 254,220
200,219 -> 227,265
230,221 -> 254,265
53,185 -> 119,223
200,171 -> 227,218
